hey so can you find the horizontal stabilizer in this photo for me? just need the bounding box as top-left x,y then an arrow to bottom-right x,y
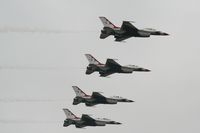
100,33 -> 110,39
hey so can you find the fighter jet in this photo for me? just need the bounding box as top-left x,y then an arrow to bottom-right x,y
99,16 -> 169,41
85,54 -> 150,77
72,86 -> 134,106
63,108 -> 121,128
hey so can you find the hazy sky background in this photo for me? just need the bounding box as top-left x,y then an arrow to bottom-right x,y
0,0 -> 200,133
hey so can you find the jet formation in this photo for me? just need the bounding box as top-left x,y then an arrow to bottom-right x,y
85,54 -> 150,77
62,16 -> 168,128
99,16 -> 169,41
72,86 -> 133,106
63,109 -> 121,128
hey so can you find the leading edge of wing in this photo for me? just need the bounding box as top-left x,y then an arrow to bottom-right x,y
105,59 -> 121,67
120,21 -> 138,31
91,92 -> 106,99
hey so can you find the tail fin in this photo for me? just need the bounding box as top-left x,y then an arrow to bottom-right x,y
85,54 -> 102,65
72,86 -> 88,97
63,109 -> 78,119
99,17 -> 118,29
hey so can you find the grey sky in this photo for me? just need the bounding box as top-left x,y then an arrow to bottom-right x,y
0,0 -> 200,133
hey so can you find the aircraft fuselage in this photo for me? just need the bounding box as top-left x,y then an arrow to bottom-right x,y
73,95 -> 134,106
101,27 -> 168,41
86,64 -> 150,76
73,96 -> 118,106
64,117 -> 120,128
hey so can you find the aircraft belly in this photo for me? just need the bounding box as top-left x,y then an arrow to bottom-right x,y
95,121 -> 106,126
86,99 -> 96,104
121,67 -> 133,73
106,98 -> 117,104
84,99 -> 96,106
137,31 -> 150,37
114,30 -> 125,36
74,121 -> 86,128
98,66 -> 111,74
83,120 -> 103,127
99,66 -> 109,71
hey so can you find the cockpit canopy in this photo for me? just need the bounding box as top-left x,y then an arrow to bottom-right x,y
95,118 -> 111,121
125,65 -> 140,69
110,96 -> 124,99
142,28 -> 157,32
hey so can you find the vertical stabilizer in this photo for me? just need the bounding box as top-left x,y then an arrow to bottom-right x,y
72,86 -> 88,97
63,109 -> 78,119
99,17 -> 118,29
85,54 -> 102,65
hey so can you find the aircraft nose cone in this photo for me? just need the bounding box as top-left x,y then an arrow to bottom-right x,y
129,100 -> 134,102
109,121 -> 122,125
163,32 -> 169,35
113,121 -> 122,125
144,69 -> 151,72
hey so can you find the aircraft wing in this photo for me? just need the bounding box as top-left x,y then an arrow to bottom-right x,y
120,21 -> 138,32
81,114 -> 95,123
92,92 -> 106,99
99,59 -> 121,77
105,59 -> 121,68
100,33 -> 110,39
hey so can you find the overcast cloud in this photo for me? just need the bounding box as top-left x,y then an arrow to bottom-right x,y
0,0 -> 200,133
